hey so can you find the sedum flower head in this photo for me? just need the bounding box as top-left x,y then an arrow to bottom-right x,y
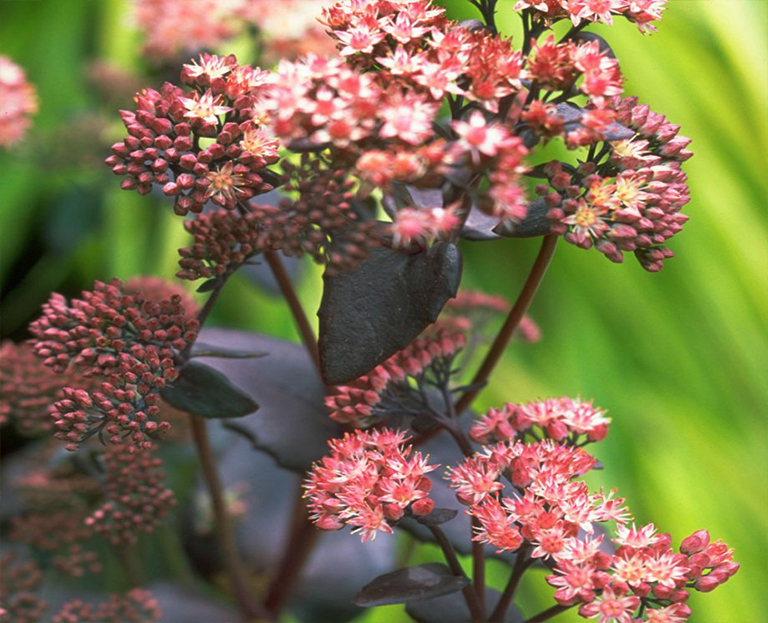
29,278 -> 199,450
305,428 -> 438,542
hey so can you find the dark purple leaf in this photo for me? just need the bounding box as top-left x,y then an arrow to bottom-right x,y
318,243 -> 462,385
353,563 -> 469,607
493,198 -> 551,238
406,588 -> 524,623
160,361 -> 258,419
193,328 -> 340,472
461,206 -> 502,241
196,277 -> 222,293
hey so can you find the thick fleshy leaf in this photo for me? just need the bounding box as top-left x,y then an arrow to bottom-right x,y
555,103 -> 634,142
493,198 -> 551,238
353,563 -> 469,607
193,328 -> 340,472
160,361 -> 258,419
319,243 -> 462,384
406,588 -> 524,623
461,205 -> 503,241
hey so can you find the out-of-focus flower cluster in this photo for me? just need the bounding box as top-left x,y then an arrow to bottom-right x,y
325,319 -> 468,427
446,410 -> 738,622
51,589 -> 161,623
470,397 -> 610,445
29,278 -> 199,450
545,96 -> 691,271
133,0 -> 334,63
305,429 -> 437,542
0,342 -> 97,437
106,54 -> 278,215
0,554 -> 47,623
444,290 -> 541,342
86,444 -> 176,545
0,56 -> 37,147
515,0 -> 667,34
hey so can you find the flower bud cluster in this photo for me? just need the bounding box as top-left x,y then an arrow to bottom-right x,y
52,589 -> 161,623
305,429 -> 437,542
252,158 -> 383,275
177,209 -> 272,281
470,397 -> 610,445
0,554 -> 47,623
29,278 -> 199,450
125,276 -> 199,318
0,342 -> 97,437
514,0 -> 667,34
86,444 -> 176,545
325,321 -> 468,427
0,56 -> 37,147
105,54 -> 278,215
543,96 -> 691,271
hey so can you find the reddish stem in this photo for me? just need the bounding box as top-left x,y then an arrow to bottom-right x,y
189,415 -> 268,621
264,490 -> 321,616
428,525 -> 483,623
264,250 -> 320,369
490,546 -> 531,623
455,235 -> 558,416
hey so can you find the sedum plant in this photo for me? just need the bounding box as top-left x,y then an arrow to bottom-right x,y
1,1 -> 738,622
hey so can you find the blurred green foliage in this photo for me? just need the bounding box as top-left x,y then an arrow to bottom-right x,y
0,1 -> 765,621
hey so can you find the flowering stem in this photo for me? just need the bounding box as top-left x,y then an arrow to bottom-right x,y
117,543 -> 142,588
472,525 -> 486,617
524,604 -> 574,623
189,415 -> 267,621
264,250 -> 320,369
264,490 -> 320,617
428,525 -> 483,623
455,235 -> 558,416
489,545 -> 532,623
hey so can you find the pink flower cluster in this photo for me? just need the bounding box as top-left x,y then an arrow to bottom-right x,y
304,429 -> 437,542
29,278 -> 199,450
106,54 -> 278,215
0,56 -> 37,147
515,0 -> 667,34
86,444 -> 176,545
446,433 -> 738,621
470,397 -> 610,445
545,96 -> 691,271
325,321 -> 468,427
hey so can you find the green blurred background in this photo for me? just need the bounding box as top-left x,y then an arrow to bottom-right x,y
0,1 -> 765,622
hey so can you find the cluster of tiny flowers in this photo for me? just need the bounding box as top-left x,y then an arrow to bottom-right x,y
251,158 -> 383,275
321,0 -> 524,112
106,54 -> 279,215
545,96 -> 691,271
85,444 -> 176,545
51,589 -> 161,623
470,397 -> 610,445
177,208 -> 272,281
447,434 -> 738,621
0,56 -> 37,147
304,429 -> 437,542
0,554 -> 47,623
0,342 -> 96,436
547,525 -> 738,621
325,320 -> 468,427
514,0 -> 667,34
29,279 -> 199,450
